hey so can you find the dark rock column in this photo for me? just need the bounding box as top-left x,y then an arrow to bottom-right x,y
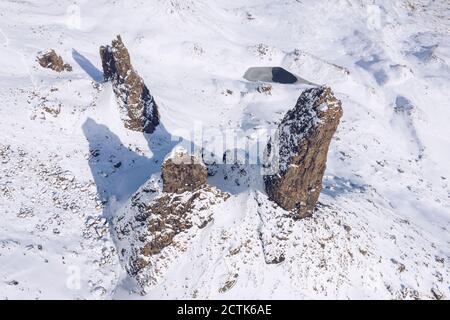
264,86 -> 343,218
100,35 -> 160,133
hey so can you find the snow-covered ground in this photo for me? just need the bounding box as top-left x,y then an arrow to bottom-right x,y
0,0 -> 449,299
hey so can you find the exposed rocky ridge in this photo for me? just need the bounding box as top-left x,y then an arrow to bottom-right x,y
37,50 -> 72,72
113,182 -> 229,290
112,147 -> 229,291
161,147 -> 208,193
100,35 -> 159,133
264,86 -> 343,218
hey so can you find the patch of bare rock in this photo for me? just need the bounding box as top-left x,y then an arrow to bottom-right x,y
161,147 -> 208,193
37,49 -> 72,72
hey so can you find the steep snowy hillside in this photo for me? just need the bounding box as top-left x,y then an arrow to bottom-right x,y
0,0 -> 449,299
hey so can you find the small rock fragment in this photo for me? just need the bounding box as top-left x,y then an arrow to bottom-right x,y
37,49 -> 72,72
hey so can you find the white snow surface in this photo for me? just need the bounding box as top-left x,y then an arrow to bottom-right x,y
0,0 -> 449,299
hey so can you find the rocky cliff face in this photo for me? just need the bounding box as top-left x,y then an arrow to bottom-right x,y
112,146 -> 229,290
264,86 -> 343,218
113,174 -> 228,290
161,147 -> 208,193
37,50 -> 72,72
115,185 -> 229,288
100,35 -> 159,133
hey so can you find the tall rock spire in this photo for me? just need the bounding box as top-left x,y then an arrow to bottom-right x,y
264,86 -> 343,218
100,35 -> 160,133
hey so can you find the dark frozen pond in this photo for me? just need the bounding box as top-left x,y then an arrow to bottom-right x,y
243,67 -> 315,85
271,67 -> 297,84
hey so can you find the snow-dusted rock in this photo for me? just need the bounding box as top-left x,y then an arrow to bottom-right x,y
100,35 -> 160,133
113,181 -> 229,291
37,49 -> 72,72
161,147 -> 208,194
264,86 -> 343,218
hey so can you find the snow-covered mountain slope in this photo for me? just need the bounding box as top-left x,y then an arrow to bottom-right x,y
0,0 -> 449,299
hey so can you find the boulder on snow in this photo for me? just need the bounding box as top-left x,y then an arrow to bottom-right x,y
264,86 -> 343,218
161,147 -> 208,194
100,35 -> 159,133
37,50 -> 72,72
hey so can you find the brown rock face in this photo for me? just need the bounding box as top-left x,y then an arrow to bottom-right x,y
264,86 -> 343,218
115,185 -> 229,285
100,35 -> 159,133
37,50 -> 72,72
161,148 -> 208,194
139,186 -> 228,258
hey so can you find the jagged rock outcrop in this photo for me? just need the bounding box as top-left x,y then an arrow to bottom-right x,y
37,50 -> 72,72
113,176 -> 229,290
100,35 -> 159,133
129,187 -> 228,275
161,147 -> 208,193
264,86 -> 343,218
112,146 -> 232,290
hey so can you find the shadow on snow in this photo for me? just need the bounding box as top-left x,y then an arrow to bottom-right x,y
72,49 -> 104,82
